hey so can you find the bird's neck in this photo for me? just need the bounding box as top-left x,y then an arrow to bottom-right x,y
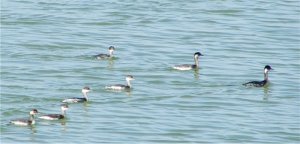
264,71 -> 268,81
194,56 -> 199,67
126,79 -> 131,88
109,51 -> 114,57
83,92 -> 89,101
29,114 -> 34,119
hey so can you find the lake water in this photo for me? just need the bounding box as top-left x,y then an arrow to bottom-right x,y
1,0 -> 300,143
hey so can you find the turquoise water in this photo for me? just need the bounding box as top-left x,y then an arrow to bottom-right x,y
1,0 -> 300,143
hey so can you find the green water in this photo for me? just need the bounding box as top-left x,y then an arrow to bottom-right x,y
1,0 -> 300,143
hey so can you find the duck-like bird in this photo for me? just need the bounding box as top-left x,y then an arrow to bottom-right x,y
62,87 -> 91,103
105,75 -> 135,90
39,104 -> 69,120
173,52 -> 203,70
10,109 -> 38,126
95,46 -> 115,60
243,65 -> 273,87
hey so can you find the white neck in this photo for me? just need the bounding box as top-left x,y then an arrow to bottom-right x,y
264,69 -> 269,81
83,92 -> 89,101
109,50 -> 114,56
194,55 -> 199,67
126,79 -> 131,88
264,69 -> 268,74
30,114 -> 34,120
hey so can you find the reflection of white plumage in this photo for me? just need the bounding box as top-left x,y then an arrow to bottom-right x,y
173,52 -> 203,70
243,65 -> 273,87
39,104 -> 69,120
95,46 -> 115,60
10,109 -> 38,126
106,75 -> 135,90
62,87 -> 91,103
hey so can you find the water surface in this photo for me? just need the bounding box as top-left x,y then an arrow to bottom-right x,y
1,0 -> 300,143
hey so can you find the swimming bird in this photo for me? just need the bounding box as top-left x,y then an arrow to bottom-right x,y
10,109 -> 38,126
62,87 -> 91,103
95,46 -> 115,60
243,65 -> 273,87
39,104 -> 69,120
173,52 -> 203,70
105,75 -> 135,90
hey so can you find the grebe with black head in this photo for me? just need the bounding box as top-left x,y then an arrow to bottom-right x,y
243,65 -> 273,87
173,52 -> 203,70
39,104 -> 69,120
95,46 -> 115,60
62,87 -> 91,103
105,75 -> 135,90
10,109 -> 38,126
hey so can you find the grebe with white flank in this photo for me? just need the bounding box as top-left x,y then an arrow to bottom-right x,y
10,109 -> 38,126
173,52 -> 203,70
105,75 -> 135,90
243,65 -> 273,87
39,104 -> 69,120
95,46 -> 115,60
62,87 -> 91,103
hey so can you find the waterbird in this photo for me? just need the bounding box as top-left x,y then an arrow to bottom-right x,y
243,65 -> 273,87
62,87 -> 91,103
173,52 -> 203,70
39,104 -> 69,120
10,109 -> 38,126
105,75 -> 135,90
95,46 -> 115,60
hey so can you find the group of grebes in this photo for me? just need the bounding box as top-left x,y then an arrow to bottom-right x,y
10,46 -> 273,126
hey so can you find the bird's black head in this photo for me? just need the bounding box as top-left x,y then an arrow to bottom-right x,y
264,65 -> 272,70
109,46 -> 115,50
194,52 -> 203,57
32,109 -> 38,113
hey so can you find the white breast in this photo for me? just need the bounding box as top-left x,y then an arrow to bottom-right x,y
11,120 -> 30,126
173,66 -> 192,71
105,85 -> 125,90
39,116 -> 57,120
62,98 -> 78,103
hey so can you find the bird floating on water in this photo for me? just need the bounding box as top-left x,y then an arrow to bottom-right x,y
39,104 -> 69,120
173,52 -> 203,70
95,46 -> 115,60
105,75 -> 135,90
243,65 -> 273,87
10,109 -> 38,126
62,87 -> 91,103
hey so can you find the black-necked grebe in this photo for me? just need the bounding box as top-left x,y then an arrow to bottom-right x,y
105,75 -> 135,90
173,52 -> 203,70
10,109 -> 38,126
243,65 -> 273,87
62,87 -> 91,103
39,104 -> 69,120
95,46 -> 115,60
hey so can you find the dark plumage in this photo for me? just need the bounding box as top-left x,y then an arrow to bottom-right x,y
39,104 -> 69,120
95,46 -> 115,60
10,109 -> 38,126
62,87 -> 91,103
173,52 -> 203,70
243,65 -> 273,87
105,75 -> 135,90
